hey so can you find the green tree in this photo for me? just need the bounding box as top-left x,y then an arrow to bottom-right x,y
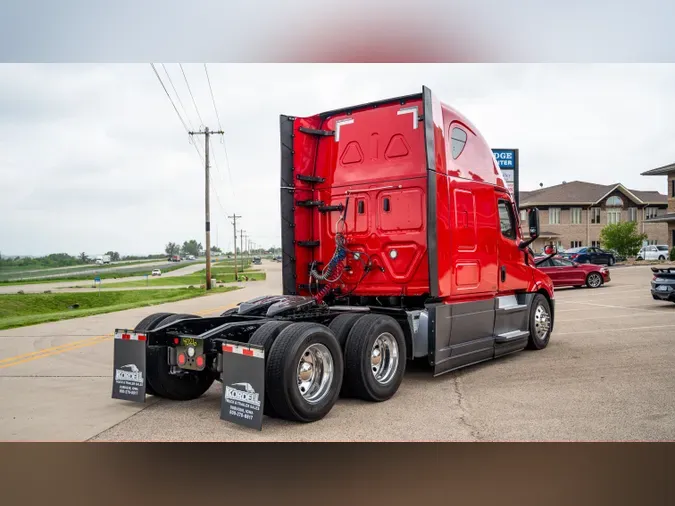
79,252 -> 89,263
211,245 -> 222,254
599,222 -> 647,257
181,240 -> 202,257
105,251 -> 121,262
165,242 -> 179,256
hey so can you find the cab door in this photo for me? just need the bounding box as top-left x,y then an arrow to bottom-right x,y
496,194 -> 532,294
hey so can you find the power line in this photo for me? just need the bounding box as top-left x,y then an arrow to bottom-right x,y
150,63 -> 204,162
150,63 -> 190,134
162,63 -> 194,131
179,63 -> 204,127
203,64 -> 235,196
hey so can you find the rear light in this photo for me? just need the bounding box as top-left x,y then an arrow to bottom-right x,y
178,353 -> 186,366
196,355 -> 205,368
173,337 -> 180,345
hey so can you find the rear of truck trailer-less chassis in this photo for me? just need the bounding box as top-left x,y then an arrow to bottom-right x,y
111,87 -> 554,429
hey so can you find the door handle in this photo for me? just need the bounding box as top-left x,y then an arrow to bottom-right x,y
501,265 -> 507,282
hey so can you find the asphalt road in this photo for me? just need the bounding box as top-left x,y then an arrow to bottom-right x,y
0,261 -> 210,294
1,262 -> 674,441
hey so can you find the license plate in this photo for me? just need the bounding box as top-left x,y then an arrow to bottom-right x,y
656,285 -> 671,292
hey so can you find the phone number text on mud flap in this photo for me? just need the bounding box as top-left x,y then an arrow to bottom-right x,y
119,385 -> 139,395
229,405 -> 254,421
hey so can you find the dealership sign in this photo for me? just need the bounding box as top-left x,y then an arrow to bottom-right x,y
492,149 -> 520,208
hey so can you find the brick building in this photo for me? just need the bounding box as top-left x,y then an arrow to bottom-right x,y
518,181 -> 668,252
641,162 -> 675,250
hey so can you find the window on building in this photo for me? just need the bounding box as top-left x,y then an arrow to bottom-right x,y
647,240 -> 658,246
549,207 -> 561,225
607,209 -> 622,225
570,207 -> 582,224
520,210 -> 527,221
450,127 -> 467,159
645,207 -> 659,220
606,196 -> 623,207
591,241 -> 601,248
590,207 -> 601,224
672,179 -> 675,198
570,241 -> 583,248
628,207 -> 637,222
498,200 -> 516,240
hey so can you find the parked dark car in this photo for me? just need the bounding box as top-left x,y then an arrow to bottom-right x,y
535,255 -> 610,288
560,247 -> 616,266
651,266 -> 675,303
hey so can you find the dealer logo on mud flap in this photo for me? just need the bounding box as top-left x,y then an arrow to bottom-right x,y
225,382 -> 261,408
115,364 -> 144,385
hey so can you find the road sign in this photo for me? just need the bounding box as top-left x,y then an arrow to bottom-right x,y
492,149 -> 520,208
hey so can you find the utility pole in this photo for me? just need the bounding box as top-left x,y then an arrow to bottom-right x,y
190,126 -> 224,290
240,229 -> 245,271
229,214 -> 241,280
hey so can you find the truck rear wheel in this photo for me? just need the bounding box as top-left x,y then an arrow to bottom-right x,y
266,322 -> 343,423
328,312 -> 364,397
134,312 -> 175,396
248,321 -> 293,417
526,294 -> 552,350
146,345 -> 216,401
343,314 -> 406,403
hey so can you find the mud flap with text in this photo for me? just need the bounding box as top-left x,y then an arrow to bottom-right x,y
111,330 -> 147,403
219,341 -> 265,431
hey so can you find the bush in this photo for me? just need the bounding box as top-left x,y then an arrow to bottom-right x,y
670,247 -> 675,262
599,222 -> 647,257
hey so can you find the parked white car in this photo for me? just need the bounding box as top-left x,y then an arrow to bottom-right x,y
151,269 -> 162,276
637,245 -> 669,261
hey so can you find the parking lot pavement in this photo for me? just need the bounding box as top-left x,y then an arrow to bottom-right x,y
2,263 -> 674,441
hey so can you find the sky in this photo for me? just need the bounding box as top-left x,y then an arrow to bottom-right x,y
2,63 -> 675,257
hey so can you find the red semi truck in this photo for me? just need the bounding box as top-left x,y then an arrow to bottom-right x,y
112,86 -> 555,428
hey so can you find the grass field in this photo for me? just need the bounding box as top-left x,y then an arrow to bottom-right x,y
0,286 -> 240,330
96,267 -> 266,289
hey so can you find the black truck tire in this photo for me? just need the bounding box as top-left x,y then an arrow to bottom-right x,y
266,322 -> 343,423
221,307 -> 239,316
343,314 -> 406,403
157,313 -> 201,327
134,312 -> 174,333
328,312 -> 364,397
526,294 -> 552,350
146,345 -> 216,401
134,312 -> 175,396
247,320 -> 293,417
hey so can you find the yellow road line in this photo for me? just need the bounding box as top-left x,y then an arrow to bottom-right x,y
0,335 -> 112,365
0,303 -> 239,369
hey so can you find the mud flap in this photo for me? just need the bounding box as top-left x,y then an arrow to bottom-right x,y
111,329 -> 147,403
219,341 -> 265,431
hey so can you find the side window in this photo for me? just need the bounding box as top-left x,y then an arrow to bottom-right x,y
498,200 -> 517,240
450,127 -> 467,159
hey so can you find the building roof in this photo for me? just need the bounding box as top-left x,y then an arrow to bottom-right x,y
645,213 -> 675,223
519,181 -> 667,207
641,162 -> 675,176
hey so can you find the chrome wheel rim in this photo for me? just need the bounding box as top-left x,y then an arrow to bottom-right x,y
296,343 -> 334,404
370,332 -> 399,385
588,274 -> 602,288
534,304 -> 551,339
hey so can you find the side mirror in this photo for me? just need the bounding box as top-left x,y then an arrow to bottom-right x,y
518,208 -> 540,250
528,208 -> 540,239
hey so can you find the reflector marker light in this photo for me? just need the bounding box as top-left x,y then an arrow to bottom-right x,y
221,343 -> 264,359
